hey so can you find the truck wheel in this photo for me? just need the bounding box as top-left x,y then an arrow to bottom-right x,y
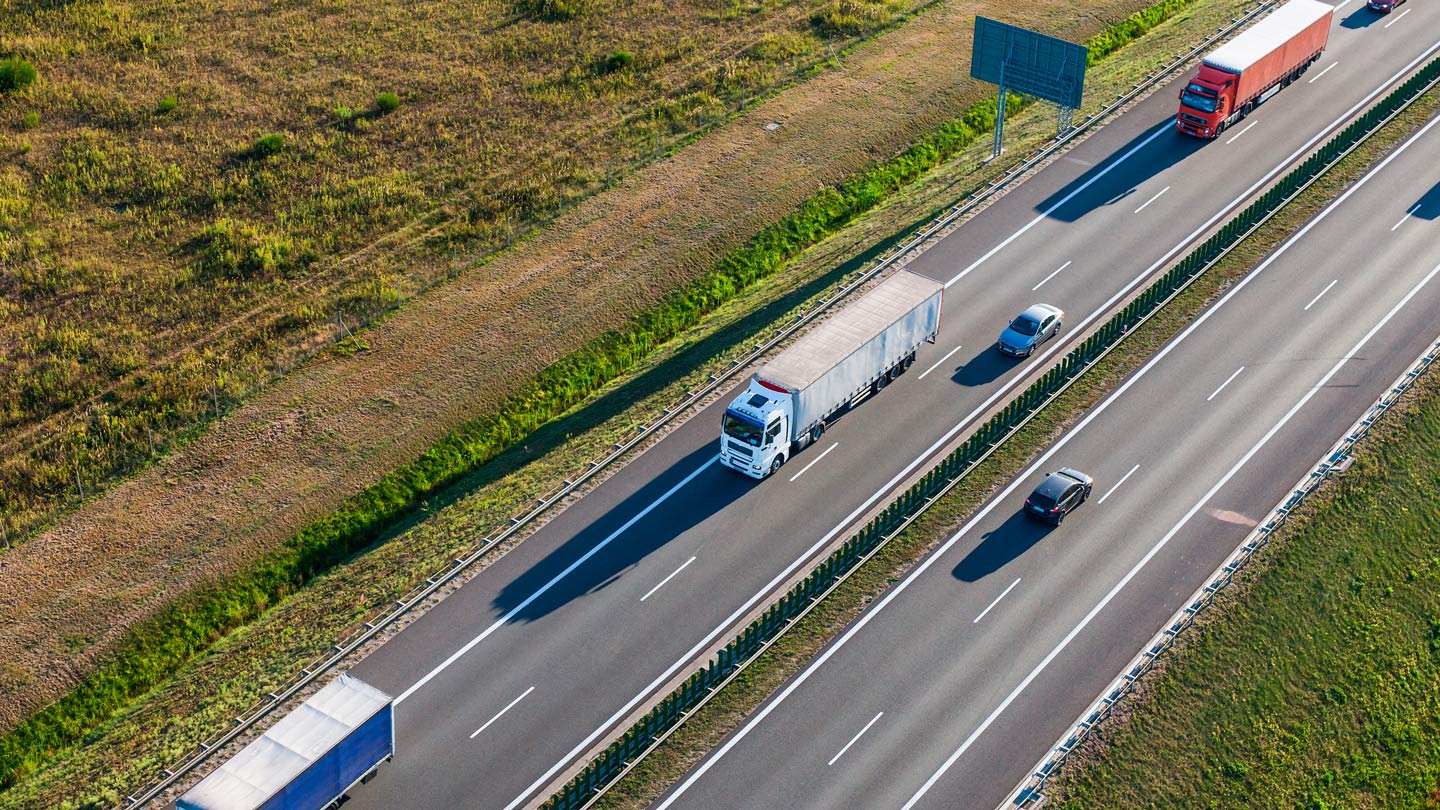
904,352 -> 916,370
810,423 -> 825,444
769,456 -> 784,475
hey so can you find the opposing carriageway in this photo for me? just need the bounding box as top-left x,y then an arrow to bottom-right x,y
339,3 -> 1440,808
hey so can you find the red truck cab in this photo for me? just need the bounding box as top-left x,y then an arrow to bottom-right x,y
1176,0 -> 1333,139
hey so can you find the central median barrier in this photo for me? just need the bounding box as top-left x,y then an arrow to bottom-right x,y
538,52 -> 1440,810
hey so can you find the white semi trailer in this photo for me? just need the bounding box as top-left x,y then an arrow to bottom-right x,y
720,269 -> 943,479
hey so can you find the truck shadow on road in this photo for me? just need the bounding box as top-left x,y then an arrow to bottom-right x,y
1412,181 -> 1440,220
951,511 -> 1054,582
1033,119 -> 1204,223
491,443 -> 745,623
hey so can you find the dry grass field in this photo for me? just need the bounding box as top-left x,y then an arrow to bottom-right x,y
0,0 -> 930,542
0,0 -> 1210,803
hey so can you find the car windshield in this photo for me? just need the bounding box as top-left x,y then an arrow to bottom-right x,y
1181,84 -> 1218,113
723,412 -> 764,446
1009,316 -> 1041,336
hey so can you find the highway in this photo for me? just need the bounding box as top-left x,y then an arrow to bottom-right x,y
333,3 -> 1440,808
653,103 -> 1440,810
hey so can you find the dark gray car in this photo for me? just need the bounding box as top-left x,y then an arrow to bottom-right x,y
1024,468 -> 1094,525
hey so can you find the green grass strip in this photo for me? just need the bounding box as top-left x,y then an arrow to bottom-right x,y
0,0 -> 1202,793
1050,359 -> 1440,810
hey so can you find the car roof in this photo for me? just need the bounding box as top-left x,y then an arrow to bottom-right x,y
1020,303 -> 1062,321
1034,472 -> 1077,498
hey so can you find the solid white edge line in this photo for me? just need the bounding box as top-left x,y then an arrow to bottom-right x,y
1134,185 -> 1171,213
918,345 -> 964,379
470,687 -> 536,740
943,127 -> 1171,289
1390,203 -> 1420,231
641,557 -> 698,603
1309,61 -> 1339,83
1096,464 -> 1140,505
897,125 -> 1440,810
903,260 -> 1440,810
790,443 -> 839,482
1206,366 -> 1246,402
1305,278 -> 1340,310
828,712 -> 885,766
656,108 -> 1440,810
395,456 -> 719,705
513,45 -> 1440,810
972,578 -> 1023,624
1385,7 -> 1411,28
1032,261 -> 1073,291
1225,120 -> 1258,145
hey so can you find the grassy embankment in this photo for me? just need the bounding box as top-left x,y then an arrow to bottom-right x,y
1051,349 -> 1440,809
589,60 -> 1440,810
0,0 -> 1240,805
0,0 -> 933,545
1047,121 -> 1440,810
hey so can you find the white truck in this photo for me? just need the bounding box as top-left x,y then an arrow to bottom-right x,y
720,269 -> 944,479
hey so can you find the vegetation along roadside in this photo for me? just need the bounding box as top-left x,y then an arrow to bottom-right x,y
584,74 -> 1440,810
0,0 -> 1246,805
1049,329 -> 1440,808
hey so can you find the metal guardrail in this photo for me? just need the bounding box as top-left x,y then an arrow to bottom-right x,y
1002,334 -> 1440,810
999,68 -> 1440,810
543,35 -> 1440,810
123,4 -> 1278,806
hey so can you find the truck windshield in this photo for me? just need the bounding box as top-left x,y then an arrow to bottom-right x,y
1180,83 -> 1218,113
723,412 -> 764,447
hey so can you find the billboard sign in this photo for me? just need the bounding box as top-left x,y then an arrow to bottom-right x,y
971,17 -> 1087,109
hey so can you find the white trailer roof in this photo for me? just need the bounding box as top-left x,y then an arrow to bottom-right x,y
178,674 -> 392,810
1202,0 -> 1331,74
761,270 -> 942,392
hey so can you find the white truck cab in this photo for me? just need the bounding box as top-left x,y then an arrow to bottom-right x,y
721,381 -> 796,477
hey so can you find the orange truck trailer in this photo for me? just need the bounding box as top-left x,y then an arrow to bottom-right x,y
1175,0 -> 1333,138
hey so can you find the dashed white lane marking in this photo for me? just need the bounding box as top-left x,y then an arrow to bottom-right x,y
1032,261 -> 1073,291
1305,279 -> 1339,311
1207,366 -> 1246,402
790,443 -> 839,482
1098,464 -> 1140,505
1391,203 -> 1421,231
828,712 -> 885,766
641,557 -> 697,602
973,578 -> 1023,624
1385,8 -> 1411,28
1309,62 -> 1338,83
470,687 -> 535,740
918,345 -> 964,380
1134,185 -> 1171,214
1226,121 -> 1258,144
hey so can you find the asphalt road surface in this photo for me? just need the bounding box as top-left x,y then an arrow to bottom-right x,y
654,103 -> 1440,810
337,4 -> 1440,808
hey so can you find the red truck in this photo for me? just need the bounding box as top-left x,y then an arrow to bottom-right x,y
1176,0 -> 1333,139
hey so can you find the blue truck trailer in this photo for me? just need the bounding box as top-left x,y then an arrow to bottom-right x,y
177,673 -> 393,810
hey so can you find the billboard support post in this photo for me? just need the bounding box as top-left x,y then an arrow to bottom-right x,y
992,62 -> 1007,159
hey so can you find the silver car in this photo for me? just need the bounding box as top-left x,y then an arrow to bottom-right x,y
997,303 -> 1064,357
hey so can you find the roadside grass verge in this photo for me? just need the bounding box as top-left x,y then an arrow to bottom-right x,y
586,78 -> 1440,810
1049,330 -> 1440,808
0,0 -> 1250,804
0,0 -> 940,545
